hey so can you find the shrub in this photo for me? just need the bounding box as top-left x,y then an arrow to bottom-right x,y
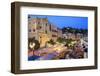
34,40 -> 40,50
47,39 -> 56,45
57,37 -> 66,43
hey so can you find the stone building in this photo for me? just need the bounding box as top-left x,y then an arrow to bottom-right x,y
28,17 -> 62,47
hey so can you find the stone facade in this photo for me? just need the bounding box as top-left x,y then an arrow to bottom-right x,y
28,17 -> 63,47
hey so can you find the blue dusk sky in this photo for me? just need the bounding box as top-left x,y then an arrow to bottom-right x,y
28,15 -> 88,29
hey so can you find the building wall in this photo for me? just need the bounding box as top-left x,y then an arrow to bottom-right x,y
28,17 -> 63,47
50,24 -> 58,41
57,28 -> 63,38
28,18 -> 38,39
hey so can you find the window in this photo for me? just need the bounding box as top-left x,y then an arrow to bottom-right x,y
33,29 -> 35,32
52,35 -> 57,37
29,29 -> 31,32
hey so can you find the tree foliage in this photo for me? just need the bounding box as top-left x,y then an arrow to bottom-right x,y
47,39 -> 56,45
28,37 -> 40,50
62,27 -> 88,35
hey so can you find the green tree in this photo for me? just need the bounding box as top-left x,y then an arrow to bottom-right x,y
47,39 -> 56,45
28,37 -> 40,50
57,37 -> 66,43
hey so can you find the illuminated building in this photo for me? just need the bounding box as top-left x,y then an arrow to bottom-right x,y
28,17 -> 63,47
